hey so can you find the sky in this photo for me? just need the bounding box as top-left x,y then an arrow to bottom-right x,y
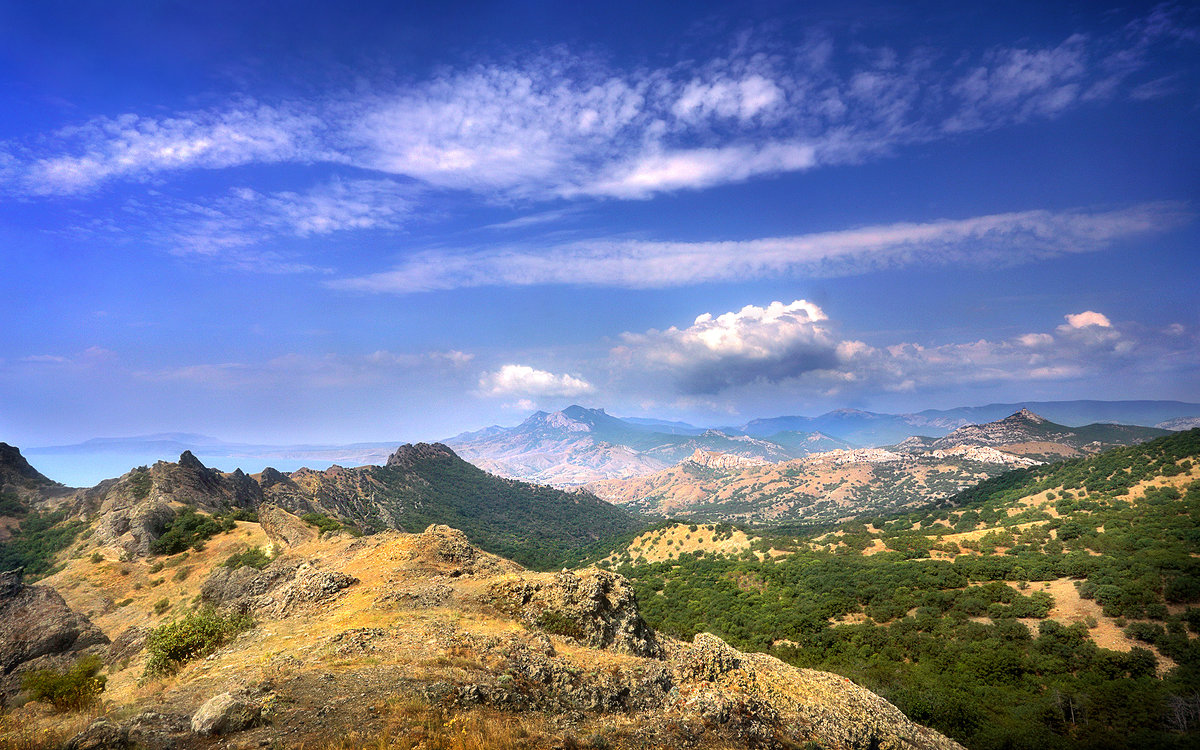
1,0 -> 1198,447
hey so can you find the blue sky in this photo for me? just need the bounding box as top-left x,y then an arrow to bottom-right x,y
1,0 -> 1198,446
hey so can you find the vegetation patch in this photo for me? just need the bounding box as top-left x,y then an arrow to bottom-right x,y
0,507 -> 88,578
302,512 -> 344,535
21,655 -> 106,711
144,608 -> 254,677
223,546 -> 271,570
150,507 -> 222,555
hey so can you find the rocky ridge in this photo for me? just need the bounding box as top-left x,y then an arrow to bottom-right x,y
2,505 -> 963,750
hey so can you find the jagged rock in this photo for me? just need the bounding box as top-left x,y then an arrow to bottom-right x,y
62,719 -> 129,750
90,496 -> 175,558
408,524 -> 519,577
488,569 -> 661,658
259,503 -> 317,550
202,558 -> 357,617
669,633 -> 964,750
386,442 -> 457,469
0,568 -> 21,599
191,691 -> 262,735
0,568 -> 108,679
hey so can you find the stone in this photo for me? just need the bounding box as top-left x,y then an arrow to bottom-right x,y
191,692 -> 262,735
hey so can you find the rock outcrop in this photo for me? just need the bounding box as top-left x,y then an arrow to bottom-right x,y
488,568 -> 662,658
259,503 -> 318,550
0,568 -> 108,706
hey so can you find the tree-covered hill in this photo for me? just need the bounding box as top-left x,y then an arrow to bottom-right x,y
600,429 -> 1200,750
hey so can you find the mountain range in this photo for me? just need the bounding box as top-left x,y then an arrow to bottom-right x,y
21,399 -> 1200,487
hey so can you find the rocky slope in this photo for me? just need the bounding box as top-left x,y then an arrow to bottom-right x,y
901,409 -> 1170,459
0,505 -> 963,750
446,405 -> 846,486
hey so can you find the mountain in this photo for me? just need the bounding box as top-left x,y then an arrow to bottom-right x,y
734,408 -> 945,445
1159,416 -> 1200,431
0,503 -> 962,750
904,409 -> 1171,460
0,442 -> 57,494
445,405 -> 844,486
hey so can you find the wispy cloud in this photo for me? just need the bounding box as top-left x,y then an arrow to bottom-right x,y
329,202 -> 1189,292
1,5 -> 1193,206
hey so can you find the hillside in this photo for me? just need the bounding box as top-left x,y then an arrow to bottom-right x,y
588,449 -> 1014,523
586,410 -> 1168,525
0,502 -> 961,750
597,428 -> 1200,749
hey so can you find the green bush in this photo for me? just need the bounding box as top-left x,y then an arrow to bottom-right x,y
143,609 -> 254,677
21,655 -> 106,711
128,468 -> 152,500
301,512 -> 343,534
153,598 -> 171,615
150,508 -> 222,556
223,546 -> 271,570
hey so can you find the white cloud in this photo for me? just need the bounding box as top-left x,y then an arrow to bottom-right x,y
1062,310 -> 1113,329
612,300 -> 1200,398
614,300 -> 839,394
478,364 -> 594,398
329,202 -> 1188,293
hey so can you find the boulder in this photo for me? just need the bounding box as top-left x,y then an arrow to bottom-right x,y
259,503 -> 317,551
190,691 -> 262,735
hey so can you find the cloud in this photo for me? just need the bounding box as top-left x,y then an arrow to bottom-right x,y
15,104 -> 322,196
141,349 -> 470,388
614,300 -> 840,394
122,178 -> 415,272
612,301 -> 1200,398
1062,310 -> 1113,329
478,364 -> 594,398
329,202 -> 1189,292
2,6 -> 1193,206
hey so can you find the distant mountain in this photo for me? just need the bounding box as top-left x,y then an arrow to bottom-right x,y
1159,416 -> 1200,431
903,409 -> 1170,460
445,405 -> 846,485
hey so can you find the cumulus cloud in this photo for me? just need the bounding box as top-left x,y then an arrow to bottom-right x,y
1062,310 -> 1113,329
478,364 -> 594,398
612,301 -> 1200,398
330,202 -> 1188,292
614,301 -> 839,394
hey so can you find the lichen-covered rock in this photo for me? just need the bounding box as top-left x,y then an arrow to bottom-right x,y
190,691 -> 262,735
62,718 -> 129,750
259,503 -> 317,551
0,568 -> 108,698
202,557 -> 357,617
488,569 -> 661,658
669,633 -> 965,750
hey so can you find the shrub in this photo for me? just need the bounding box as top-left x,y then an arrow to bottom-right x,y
172,566 -> 192,582
89,552 -> 103,564
223,546 -> 271,570
150,508 -> 222,556
301,512 -> 343,534
143,609 -> 254,677
21,655 -> 106,711
128,469 -> 152,500
154,598 -> 171,615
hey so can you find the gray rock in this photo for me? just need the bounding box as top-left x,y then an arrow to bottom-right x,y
190,691 -> 262,735
63,719 -> 129,750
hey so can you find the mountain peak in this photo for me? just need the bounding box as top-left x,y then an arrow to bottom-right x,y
1005,408 -> 1048,424
386,442 -> 458,469
0,442 -> 55,488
